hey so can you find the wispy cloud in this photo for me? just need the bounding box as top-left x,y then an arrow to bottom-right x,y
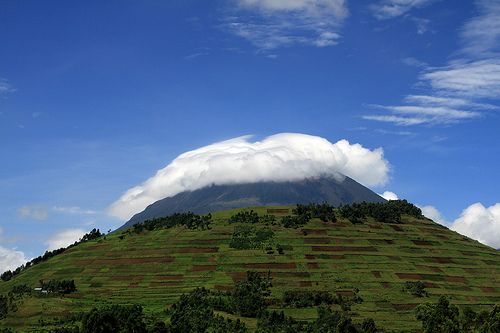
421,59 -> 500,99
370,0 -> 437,20
45,228 -> 87,251
0,78 -> 16,97
223,0 -> 348,50
17,206 -> 49,221
365,0 -> 500,127
52,206 -> 99,215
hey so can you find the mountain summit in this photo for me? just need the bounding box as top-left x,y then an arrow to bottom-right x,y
120,176 -> 385,229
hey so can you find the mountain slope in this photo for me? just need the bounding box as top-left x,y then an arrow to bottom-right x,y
121,176 -> 385,229
1,205 -> 499,331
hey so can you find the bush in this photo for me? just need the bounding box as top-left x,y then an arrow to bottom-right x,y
340,200 -> 423,224
231,271 -> 272,317
229,226 -> 275,250
402,281 -> 428,297
81,304 -> 147,333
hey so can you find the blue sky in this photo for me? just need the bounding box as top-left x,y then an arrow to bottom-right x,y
1,0 -> 499,269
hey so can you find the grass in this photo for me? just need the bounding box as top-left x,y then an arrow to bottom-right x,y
0,205 -> 499,332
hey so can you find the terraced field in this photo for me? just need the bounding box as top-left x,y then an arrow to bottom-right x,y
1,206 -> 499,331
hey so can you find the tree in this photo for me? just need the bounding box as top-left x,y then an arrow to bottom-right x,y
415,296 -> 460,333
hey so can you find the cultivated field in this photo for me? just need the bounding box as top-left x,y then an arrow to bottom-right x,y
1,206 -> 499,331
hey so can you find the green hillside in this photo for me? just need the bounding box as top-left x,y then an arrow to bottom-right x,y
1,205 -> 499,332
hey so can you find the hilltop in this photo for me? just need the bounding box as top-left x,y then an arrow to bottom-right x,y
122,176 -> 386,229
0,202 -> 499,332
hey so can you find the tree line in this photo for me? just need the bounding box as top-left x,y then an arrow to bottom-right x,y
132,212 -> 212,233
1,229 -> 102,282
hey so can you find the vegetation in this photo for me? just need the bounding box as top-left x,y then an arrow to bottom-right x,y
133,212 -> 212,233
340,200 -> 423,224
415,296 -> 500,332
402,281 -> 428,297
229,226 -> 275,250
0,204 -> 498,332
39,279 -> 77,294
1,229 -> 102,282
293,203 -> 337,222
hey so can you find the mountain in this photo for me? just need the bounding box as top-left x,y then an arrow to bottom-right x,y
1,204 -> 499,331
121,176 -> 386,229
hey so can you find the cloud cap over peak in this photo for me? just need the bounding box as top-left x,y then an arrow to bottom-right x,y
107,133 -> 390,220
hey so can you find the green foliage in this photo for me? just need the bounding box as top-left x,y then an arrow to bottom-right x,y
229,210 -> 277,225
81,304 -> 147,333
133,212 -> 212,233
169,287 -> 247,333
282,290 -> 335,308
415,296 -> 461,333
229,226 -> 275,250
294,203 -> 337,222
416,297 -> 500,333
0,295 -> 8,319
361,318 -> 377,333
39,279 -> 77,294
340,200 -> 423,224
402,281 -> 428,297
280,215 -> 309,228
0,271 -> 13,282
230,210 -> 260,224
256,310 -> 306,333
231,271 -> 272,317
312,306 -> 359,333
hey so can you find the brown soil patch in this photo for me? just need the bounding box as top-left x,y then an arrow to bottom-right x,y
300,229 -> 327,235
393,303 -> 417,311
415,265 -> 443,273
244,262 -> 296,269
387,256 -> 402,261
444,276 -> 467,283
273,272 -> 310,278
312,246 -> 377,252
178,247 -> 219,253
396,273 -> 423,280
128,282 -> 140,288
332,238 -> 355,244
189,239 -> 217,245
481,287 -> 496,293
214,285 -> 233,291
412,240 -> 433,246
192,265 -> 217,272
467,296 -> 481,302
113,276 -> 144,282
208,256 -> 217,263
424,282 -> 439,288
431,257 -> 455,264
307,262 -> 320,269
229,272 -> 247,281
149,281 -> 180,287
336,290 -> 354,297
90,256 -> 175,265
372,271 -> 382,278
368,224 -> 383,229
304,238 -> 331,244
305,254 -> 316,260
390,225 -> 404,232
156,274 -> 184,281
299,281 -> 312,287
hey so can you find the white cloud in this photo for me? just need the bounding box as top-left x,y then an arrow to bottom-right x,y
18,206 -> 49,221
0,229 -> 27,274
371,0 -> 437,20
420,205 -> 447,225
380,191 -> 399,200
108,133 -> 390,220
0,246 -> 26,274
52,206 -> 99,215
45,229 -> 87,251
418,203 -> 500,249
460,0 -> 500,57
224,0 -> 348,49
365,0 -> 500,127
421,59 -> 500,99
451,203 -> 500,249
